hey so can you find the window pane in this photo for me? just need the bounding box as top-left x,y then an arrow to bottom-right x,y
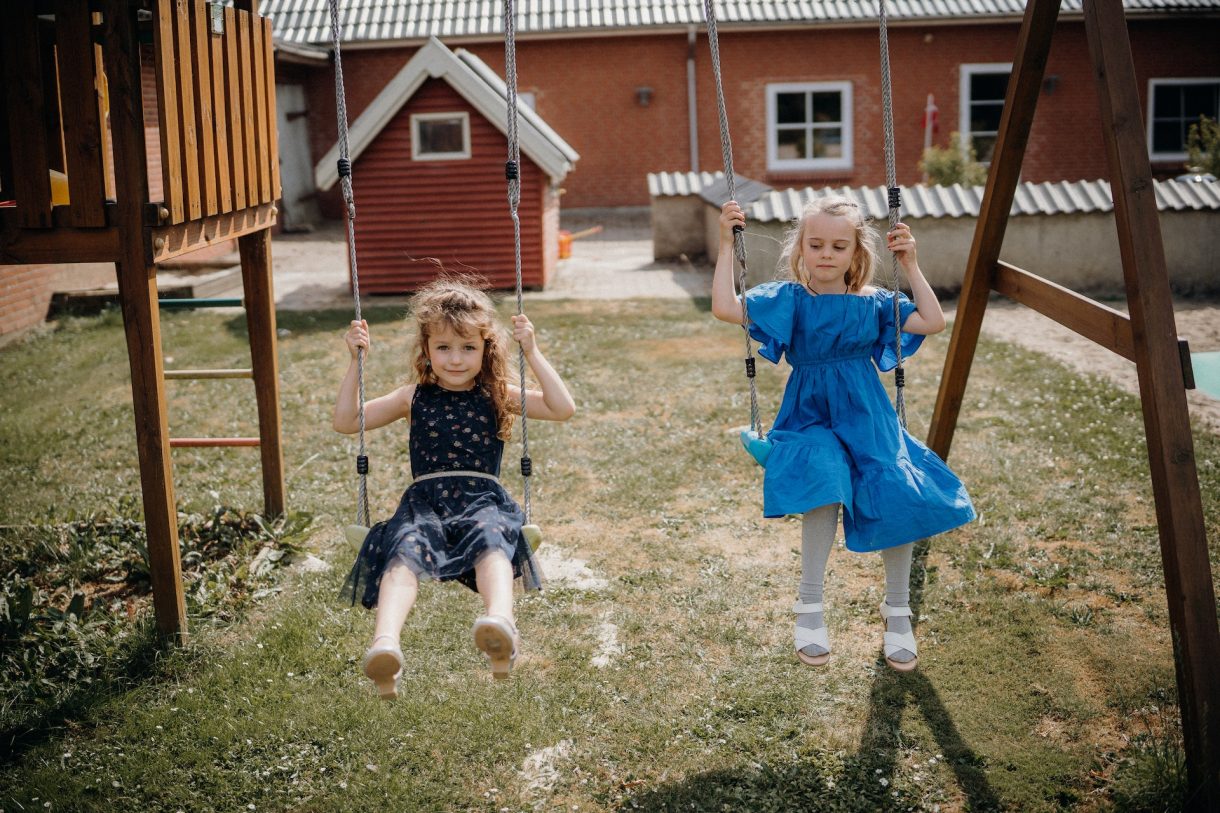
973,134 -> 998,163
971,72 -> 1009,102
813,129 -> 843,159
1153,121 -> 1184,153
418,118 -> 465,154
811,92 -> 841,123
971,102 -> 1004,132
776,93 -> 806,124
1153,87 -> 1180,117
776,128 -> 808,160
1183,84 -> 1219,119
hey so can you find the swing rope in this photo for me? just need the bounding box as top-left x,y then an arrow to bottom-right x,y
877,0 -> 908,428
701,0 -> 762,438
327,0 -> 370,526
503,0 -> 533,523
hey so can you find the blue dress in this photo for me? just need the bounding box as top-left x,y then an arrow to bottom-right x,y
745,281 -> 976,552
342,383 -> 543,609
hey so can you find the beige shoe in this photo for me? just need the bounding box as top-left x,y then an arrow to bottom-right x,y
362,635 -> 404,699
472,615 -> 519,680
793,600 -> 830,667
879,601 -> 918,672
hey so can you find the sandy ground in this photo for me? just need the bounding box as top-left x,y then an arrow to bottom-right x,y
257,216 -> 1220,433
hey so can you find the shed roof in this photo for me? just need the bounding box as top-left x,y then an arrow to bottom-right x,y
314,36 -> 579,191
262,0 -> 1220,45
646,171 -> 1220,218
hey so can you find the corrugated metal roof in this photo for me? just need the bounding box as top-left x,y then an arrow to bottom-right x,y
646,172 -> 1220,218
260,1 -> 1220,45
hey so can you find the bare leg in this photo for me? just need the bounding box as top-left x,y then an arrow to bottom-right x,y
372,562 -> 420,643
473,549 -> 514,623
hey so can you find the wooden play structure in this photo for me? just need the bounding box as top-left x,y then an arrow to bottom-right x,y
0,0 -> 285,639
926,0 -> 1218,805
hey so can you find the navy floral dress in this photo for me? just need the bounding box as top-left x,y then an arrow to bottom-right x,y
342,383 -> 543,609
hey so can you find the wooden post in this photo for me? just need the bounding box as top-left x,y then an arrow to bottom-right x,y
927,0 -> 1060,460
1083,2 -> 1220,806
2,0 -> 54,228
101,0 -> 187,639
239,228 -> 286,517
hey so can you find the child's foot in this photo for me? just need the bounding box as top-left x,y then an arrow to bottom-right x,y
793,600 -> 830,666
879,601 -> 918,672
362,635 -> 404,699
472,615 -> 519,680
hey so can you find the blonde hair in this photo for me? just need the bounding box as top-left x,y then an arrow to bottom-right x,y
778,196 -> 879,292
409,276 -> 513,441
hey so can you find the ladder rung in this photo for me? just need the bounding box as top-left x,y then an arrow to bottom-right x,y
158,297 -> 244,309
170,437 -> 261,448
164,368 -> 254,380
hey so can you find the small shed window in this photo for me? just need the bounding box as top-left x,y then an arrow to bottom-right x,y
766,82 -> 853,172
1148,78 -> 1220,162
411,112 -> 471,161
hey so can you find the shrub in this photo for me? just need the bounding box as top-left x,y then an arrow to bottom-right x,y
919,131 -> 989,186
1185,115 -> 1220,177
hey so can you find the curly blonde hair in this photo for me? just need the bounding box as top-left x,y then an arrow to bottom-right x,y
777,196 -> 880,293
409,276 -> 514,441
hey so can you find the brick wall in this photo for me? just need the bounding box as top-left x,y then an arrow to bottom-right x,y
297,17 -> 1219,209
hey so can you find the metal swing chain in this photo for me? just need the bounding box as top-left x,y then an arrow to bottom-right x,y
702,0 -> 762,437
878,0 -> 908,428
504,0 -> 532,523
327,0 -> 370,526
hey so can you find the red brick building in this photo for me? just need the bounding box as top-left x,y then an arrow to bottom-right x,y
264,0 -> 1220,210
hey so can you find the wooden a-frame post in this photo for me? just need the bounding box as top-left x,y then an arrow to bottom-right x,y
926,0 -> 1219,806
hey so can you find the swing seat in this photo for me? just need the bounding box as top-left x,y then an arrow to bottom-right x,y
740,429 -> 772,467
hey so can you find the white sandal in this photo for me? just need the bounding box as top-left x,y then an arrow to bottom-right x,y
879,601 -> 918,672
472,615 -> 520,680
362,634 -> 404,700
793,600 -> 830,667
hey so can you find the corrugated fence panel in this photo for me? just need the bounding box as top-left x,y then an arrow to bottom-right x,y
353,77 -> 546,293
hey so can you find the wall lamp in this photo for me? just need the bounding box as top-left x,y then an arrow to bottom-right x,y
635,86 -> 654,107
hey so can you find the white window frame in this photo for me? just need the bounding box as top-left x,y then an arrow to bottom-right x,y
765,81 -> 853,172
410,112 -> 471,161
1147,77 -> 1220,162
959,63 -> 1012,165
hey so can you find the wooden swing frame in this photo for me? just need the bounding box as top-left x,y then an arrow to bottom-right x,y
926,0 -> 1219,805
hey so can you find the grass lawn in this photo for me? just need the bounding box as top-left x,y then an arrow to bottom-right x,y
1,298 -> 1218,812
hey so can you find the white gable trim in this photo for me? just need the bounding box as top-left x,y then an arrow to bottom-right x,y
315,37 -> 578,190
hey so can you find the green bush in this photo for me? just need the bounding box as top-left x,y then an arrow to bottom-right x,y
919,131 -> 989,186
1185,115 -> 1220,177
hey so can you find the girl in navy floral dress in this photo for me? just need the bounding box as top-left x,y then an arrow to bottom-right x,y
334,278 -> 575,697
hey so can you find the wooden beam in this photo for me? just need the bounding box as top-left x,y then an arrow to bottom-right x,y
54,0 -> 107,227
2,1 -> 54,228
993,262 -> 1135,361
239,227 -> 286,517
0,216 -> 120,263
209,15 -> 232,213
262,18 -> 281,200
1084,2 -> 1220,806
222,7 -> 246,211
172,0 -> 200,221
150,200 -> 275,263
101,0 -> 186,640
189,0 -> 218,217
927,0 -> 1060,460
152,0 -> 183,222
237,10 -> 258,205
251,12 -> 270,205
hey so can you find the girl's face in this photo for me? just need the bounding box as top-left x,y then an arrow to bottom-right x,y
426,324 -> 485,390
800,213 -> 858,293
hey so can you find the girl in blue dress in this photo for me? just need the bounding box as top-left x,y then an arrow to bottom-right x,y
712,196 -> 975,672
334,278 -> 575,697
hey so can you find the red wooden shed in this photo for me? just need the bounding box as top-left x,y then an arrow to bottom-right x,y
314,37 -> 578,293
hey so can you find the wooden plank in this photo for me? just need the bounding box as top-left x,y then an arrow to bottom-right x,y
2,1 -> 54,227
992,262 -> 1136,361
172,0 -> 201,221
95,43 -> 115,201
927,0 -> 1060,460
0,31 -> 11,204
209,18 -> 232,213
239,228 -> 286,516
150,200 -> 275,262
190,0 -> 218,216
224,7 -> 247,211
152,0 -> 183,223
251,13 -> 270,205
101,0 -> 187,639
0,219 -> 121,264
236,10 -> 258,206
1084,2 -> 1220,807
54,0 -> 108,226
262,18 -> 280,200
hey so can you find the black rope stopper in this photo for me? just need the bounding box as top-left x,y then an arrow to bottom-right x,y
888,186 -> 901,209
505,160 -> 519,180
732,224 -> 744,234
894,367 -> 905,388
356,454 -> 368,474
520,456 -> 533,477
744,357 -> 756,378
337,157 -> 352,179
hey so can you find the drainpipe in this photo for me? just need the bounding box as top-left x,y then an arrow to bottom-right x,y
687,25 -> 699,173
